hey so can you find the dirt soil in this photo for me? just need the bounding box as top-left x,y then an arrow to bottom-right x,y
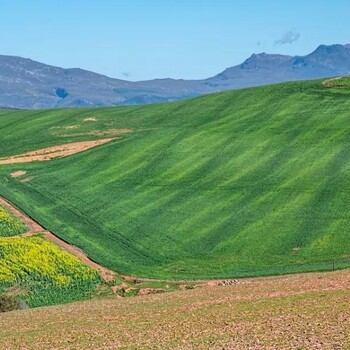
83,117 -> 97,122
20,177 -> 34,183
322,76 -> 343,87
0,138 -> 115,165
1,269 -> 350,349
10,170 -> 27,178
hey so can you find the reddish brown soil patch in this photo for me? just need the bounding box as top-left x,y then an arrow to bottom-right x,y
83,117 -> 97,122
10,170 -> 27,178
121,287 -> 138,294
178,284 -> 194,291
20,177 -> 34,183
65,125 -> 79,129
204,279 -> 239,287
137,288 -> 166,296
111,283 -> 128,294
322,76 -> 342,87
0,138 -> 114,165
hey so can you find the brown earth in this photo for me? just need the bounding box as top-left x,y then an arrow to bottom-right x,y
137,288 -> 166,296
10,170 -> 27,178
0,138 -> 115,165
111,283 -> 128,294
322,76 -> 342,87
1,269 -> 349,349
205,279 -> 239,287
20,177 -> 34,183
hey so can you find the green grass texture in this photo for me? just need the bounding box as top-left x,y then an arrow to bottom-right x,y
1,78 -> 350,279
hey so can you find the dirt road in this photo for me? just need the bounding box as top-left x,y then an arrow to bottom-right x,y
0,138 -> 115,165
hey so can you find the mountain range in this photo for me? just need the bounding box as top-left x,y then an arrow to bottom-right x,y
1,43 -> 350,109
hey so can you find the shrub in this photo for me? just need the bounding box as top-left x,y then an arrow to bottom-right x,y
0,294 -> 20,312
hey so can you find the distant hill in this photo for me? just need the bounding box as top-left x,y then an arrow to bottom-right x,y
1,44 -> 350,109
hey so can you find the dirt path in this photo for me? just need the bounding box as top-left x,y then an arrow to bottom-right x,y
41,231 -> 116,282
0,138 -> 115,165
322,76 -> 343,87
0,195 -> 116,283
0,196 -> 42,234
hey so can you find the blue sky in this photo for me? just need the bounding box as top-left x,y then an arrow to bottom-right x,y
1,0 -> 349,81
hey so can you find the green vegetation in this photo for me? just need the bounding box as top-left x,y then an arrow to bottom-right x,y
0,236 -> 101,307
1,78 -> 350,279
0,206 -> 27,237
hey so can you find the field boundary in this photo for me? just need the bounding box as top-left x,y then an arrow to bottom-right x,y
0,195 -> 116,283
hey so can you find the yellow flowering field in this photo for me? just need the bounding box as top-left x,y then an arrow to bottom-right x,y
0,206 -> 27,237
0,236 -> 101,307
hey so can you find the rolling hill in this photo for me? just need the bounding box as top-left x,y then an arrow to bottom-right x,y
1,44 -> 350,109
1,78 -> 350,279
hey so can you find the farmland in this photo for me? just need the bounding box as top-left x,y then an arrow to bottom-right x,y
1,269 -> 349,349
0,235 -> 101,307
0,198 -> 105,308
1,78 -> 350,279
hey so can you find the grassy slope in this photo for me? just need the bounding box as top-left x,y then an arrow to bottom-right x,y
1,270 -> 349,349
1,79 -> 350,278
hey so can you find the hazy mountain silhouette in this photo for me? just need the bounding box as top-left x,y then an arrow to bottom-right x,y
1,44 -> 350,109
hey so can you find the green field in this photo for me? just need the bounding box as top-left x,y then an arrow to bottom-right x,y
1,78 -> 350,279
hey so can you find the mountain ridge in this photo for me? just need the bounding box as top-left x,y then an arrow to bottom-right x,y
1,43 -> 350,109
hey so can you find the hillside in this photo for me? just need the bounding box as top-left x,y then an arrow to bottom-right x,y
1,44 -> 350,109
1,269 -> 349,349
1,78 -> 350,279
